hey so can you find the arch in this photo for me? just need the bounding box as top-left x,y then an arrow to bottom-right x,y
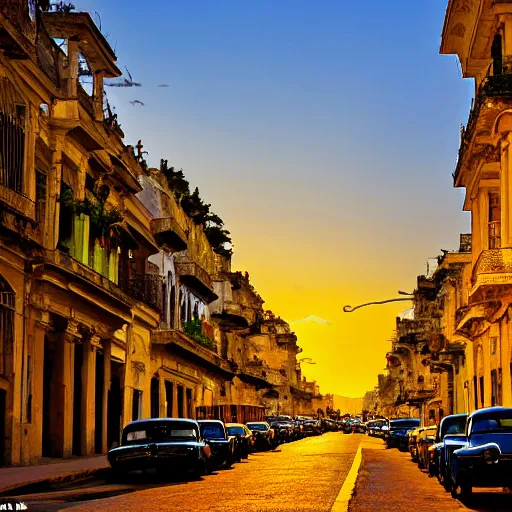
492,109 -> 512,136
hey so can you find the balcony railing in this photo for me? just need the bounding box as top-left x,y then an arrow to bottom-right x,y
36,21 -> 59,86
176,261 -> 218,303
471,248 -> 512,295
120,274 -> 162,312
150,217 -> 187,251
0,184 -> 35,219
489,221 -> 501,249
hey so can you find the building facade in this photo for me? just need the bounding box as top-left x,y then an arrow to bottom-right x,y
0,3 -> 326,467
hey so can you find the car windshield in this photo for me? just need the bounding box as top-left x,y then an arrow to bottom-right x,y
247,423 -> 268,431
200,424 -> 225,439
472,413 -> 512,434
440,417 -> 466,439
227,426 -> 245,436
390,420 -> 420,430
122,421 -> 197,445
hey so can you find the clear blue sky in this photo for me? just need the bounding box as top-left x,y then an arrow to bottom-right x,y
74,0 -> 473,396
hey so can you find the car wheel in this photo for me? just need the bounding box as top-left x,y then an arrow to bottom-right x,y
460,482 -> 472,500
192,461 -> 208,480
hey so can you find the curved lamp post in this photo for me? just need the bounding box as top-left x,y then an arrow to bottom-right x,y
343,291 -> 414,313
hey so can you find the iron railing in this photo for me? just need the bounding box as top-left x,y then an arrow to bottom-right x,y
120,274 -> 163,312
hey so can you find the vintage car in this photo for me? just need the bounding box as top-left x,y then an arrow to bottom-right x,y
367,419 -> 388,437
417,425 -> 437,470
385,418 -> 421,450
449,407 -> 512,499
268,416 -> 295,443
226,423 -> 253,460
108,418 -> 212,479
246,421 -> 276,450
197,420 -> 234,468
408,426 -> 425,462
429,413 -> 467,484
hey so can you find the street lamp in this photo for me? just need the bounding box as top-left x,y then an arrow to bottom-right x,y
343,291 -> 414,313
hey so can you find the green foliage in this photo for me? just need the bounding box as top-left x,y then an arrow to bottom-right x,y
182,318 -> 216,351
160,160 -> 190,200
59,188 -> 123,249
159,159 -> 233,257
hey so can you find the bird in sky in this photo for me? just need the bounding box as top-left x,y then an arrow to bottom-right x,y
129,100 -> 145,106
106,67 -> 142,87
158,84 -> 170,88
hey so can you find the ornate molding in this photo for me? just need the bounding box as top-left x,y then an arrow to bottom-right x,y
131,360 -> 146,374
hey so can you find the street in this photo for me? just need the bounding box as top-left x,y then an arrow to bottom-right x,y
10,433 -> 360,512
7,433 -> 512,512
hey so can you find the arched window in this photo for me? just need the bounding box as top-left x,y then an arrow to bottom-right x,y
0,276 -> 15,376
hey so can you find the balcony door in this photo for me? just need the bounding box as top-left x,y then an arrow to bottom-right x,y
488,192 -> 501,249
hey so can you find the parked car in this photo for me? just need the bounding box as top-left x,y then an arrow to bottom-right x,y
197,420 -> 234,469
246,421 -> 276,450
108,418 -> 212,479
408,426 -> 425,462
226,423 -> 253,460
367,419 -> 387,437
268,416 -> 295,443
385,418 -> 421,451
449,407 -> 512,499
303,419 -> 321,436
417,425 -> 437,471
430,413 -> 467,486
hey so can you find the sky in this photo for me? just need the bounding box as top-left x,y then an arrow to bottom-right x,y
74,0 -> 473,397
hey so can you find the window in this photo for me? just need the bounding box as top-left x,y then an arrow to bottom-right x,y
36,170 -> 47,224
488,192 -> 501,249
480,375 -> 485,408
0,276 -> 14,376
491,369 -> 498,407
491,336 -> 498,355
492,34 -> 503,76
132,389 -> 142,421
474,375 -> 478,410
0,105 -> 25,194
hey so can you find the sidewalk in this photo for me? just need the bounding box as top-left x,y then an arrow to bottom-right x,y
349,437 -> 467,512
0,455 -> 109,495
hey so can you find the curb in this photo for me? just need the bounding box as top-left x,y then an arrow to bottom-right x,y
330,443 -> 363,512
0,467 -> 110,497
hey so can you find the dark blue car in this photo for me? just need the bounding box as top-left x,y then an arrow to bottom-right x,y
429,413 -> 467,485
385,418 -> 420,450
449,407 -> 512,499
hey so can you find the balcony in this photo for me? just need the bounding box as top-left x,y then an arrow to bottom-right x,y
0,185 -> 35,220
0,3 -> 36,59
455,74 -> 512,183
176,261 -> 218,303
119,274 -> 162,313
151,328 -> 234,377
471,248 -> 512,296
150,217 -> 187,251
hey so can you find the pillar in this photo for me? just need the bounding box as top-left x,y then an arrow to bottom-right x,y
121,325 -> 133,428
61,333 -> 75,458
503,311 -> 512,406
159,376 -> 166,418
172,383 -> 178,418
48,135 -> 63,250
32,317 -> 51,461
102,341 -> 111,454
81,335 -> 97,456
501,137 -> 511,247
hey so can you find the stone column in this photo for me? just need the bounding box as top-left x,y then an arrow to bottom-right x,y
159,376 -> 166,418
172,384 -> 179,418
81,334 -> 99,456
32,317 -> 52,461
102,340 -> 111,454
503,312 -> 512,407
48,135 -> 63,250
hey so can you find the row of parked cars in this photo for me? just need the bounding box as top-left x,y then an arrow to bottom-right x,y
386,406 -> 512,500
107,414 -> 334,480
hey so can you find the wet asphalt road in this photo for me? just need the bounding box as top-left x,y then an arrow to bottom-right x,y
14,432 -> 361,512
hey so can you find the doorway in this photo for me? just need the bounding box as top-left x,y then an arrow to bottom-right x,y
177,385 -> 184,417
151,377 -> 159,418
165,381 -> 173,417
107,361 -> 122,448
